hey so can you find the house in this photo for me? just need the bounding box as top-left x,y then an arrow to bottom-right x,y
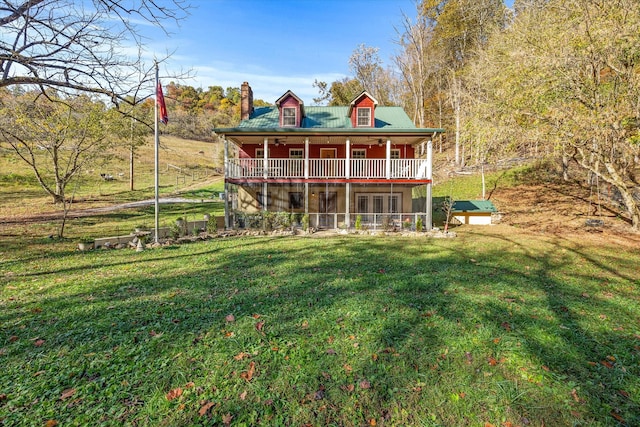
213,82 -> 444,230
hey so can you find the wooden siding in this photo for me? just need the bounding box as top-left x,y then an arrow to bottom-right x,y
238,144 -> 415,159
350,96 -> 376,127
278,95 -> 302,127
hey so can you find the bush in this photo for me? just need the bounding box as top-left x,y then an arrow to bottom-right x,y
355,215 -> 362,230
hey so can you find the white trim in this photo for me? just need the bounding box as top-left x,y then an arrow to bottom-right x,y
357,107 -> 371,127
282,107 -> 296,126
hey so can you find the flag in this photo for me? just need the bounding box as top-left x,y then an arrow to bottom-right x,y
156,81 -> 168,124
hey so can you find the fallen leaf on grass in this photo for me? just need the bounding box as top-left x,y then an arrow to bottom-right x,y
240,361 -> 256,381
601,360 -> 614,369
225,314 -> 235,322
60,388 -> 76,400
34,339 -> 45,347
465,352 -> 473,364
369,418 -> 377,426
488,357 -> 498,366
571,389 -> 580,402
341,384 -> 355,393
610,411 -> 625,423
255,321 -> 265,334
234,352 -> 250,360
239,390 -> 247,400
326,348 -> 336,355
166,387 -> 183,401
359,379 -> 371,389
501,322 -> 511,332
198,400 -> 214,416
44,420 -> 58,427
223,412 -> 233,426
0,393 -> 7,402
9,335 -> 18,342
252,314 -> 261,319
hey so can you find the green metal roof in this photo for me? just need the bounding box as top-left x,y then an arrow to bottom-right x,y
218,105 -> 440,134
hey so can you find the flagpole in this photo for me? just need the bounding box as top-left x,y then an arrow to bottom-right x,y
154,61 -> 160,244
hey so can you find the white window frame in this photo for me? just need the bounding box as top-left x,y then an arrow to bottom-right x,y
289,148 -> 304,158
255,148 -> 270,158
390,149 -> 401,159
282,107 -> 296,127
352,148 -> 366,159
357,107 -> 371,127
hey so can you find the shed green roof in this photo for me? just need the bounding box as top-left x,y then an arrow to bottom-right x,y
451,200 -> 497,213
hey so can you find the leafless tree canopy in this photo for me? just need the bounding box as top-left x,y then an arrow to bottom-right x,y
0,0 -> 190,105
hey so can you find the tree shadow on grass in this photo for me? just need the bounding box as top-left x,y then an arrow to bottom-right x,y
1,234 -> 638,426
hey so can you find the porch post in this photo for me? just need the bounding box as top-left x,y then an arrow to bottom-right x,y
304,137 -> 309,179
345,138 -> 350,228
304,137 -> 309,216
345,138 -> 350,179
223,136 -> 230,229
426,139 -> 433,231
386,139 -> 391,179
346,182 -> 351,229
263,138 -> 268,180
263,137 -> 268,212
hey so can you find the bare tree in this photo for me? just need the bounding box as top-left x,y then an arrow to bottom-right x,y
0,0 -> 191,106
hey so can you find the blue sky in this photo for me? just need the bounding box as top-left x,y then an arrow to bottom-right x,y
148,0 -> 514,104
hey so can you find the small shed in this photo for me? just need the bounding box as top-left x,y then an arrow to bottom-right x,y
451,200 -> 497,225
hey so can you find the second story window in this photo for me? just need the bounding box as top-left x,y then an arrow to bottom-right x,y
357,107 -> 371,127
283,107 -> 296,126
391,149 -> 400,159
352,149 -> 366,159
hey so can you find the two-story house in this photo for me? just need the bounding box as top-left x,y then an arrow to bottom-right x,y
214,82 -> 444,230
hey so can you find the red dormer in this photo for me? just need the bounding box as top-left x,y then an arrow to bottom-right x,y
348,91 -> 378,128
275,90 -> 305,128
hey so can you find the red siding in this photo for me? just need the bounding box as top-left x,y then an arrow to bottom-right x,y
350,96 -> 376,127
279,96 -> 302,127
240,144 -> 414,159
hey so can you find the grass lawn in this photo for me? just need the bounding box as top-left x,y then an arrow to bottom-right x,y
1,229 -> 639,426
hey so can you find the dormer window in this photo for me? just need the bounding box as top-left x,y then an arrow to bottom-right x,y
283,107 -> 296,127
357,107 -> 371,127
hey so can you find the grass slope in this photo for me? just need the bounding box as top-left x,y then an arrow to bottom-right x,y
1,231 -> 639,426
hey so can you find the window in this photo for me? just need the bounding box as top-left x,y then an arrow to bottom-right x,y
388,195 -> 399,213
255,148 -> 270,158
289,149 -> 303,158
355,193 -> 402,215
289,192 -> 303,209
373,196 -> 384,214
352,148 -> 366,159
283,107 -> 296,126
357,107 -> 371,126
391,149 -> 400,159
257,192 -> 271,208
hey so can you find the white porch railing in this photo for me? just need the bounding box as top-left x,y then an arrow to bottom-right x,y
227,158 -> 429,180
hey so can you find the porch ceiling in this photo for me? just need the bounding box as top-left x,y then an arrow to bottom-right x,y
220,133 -> 435,147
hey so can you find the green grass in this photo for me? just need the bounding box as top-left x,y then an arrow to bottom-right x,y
1,231 -> 638,426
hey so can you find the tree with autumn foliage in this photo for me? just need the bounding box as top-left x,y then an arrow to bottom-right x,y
464,0 -> 640,229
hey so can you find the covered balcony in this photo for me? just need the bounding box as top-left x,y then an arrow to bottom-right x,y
226,158 -> 431,181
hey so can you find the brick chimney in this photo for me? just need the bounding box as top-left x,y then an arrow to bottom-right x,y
241,81 -> 254,121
